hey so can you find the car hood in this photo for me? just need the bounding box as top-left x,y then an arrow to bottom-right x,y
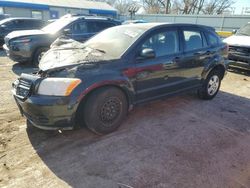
39,41 -> 106,71
6,29 -> 47,39
223,35 -> 250,47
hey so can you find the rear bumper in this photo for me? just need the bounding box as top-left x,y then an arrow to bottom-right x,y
3,44 -> 32,63
13,94 -> 77,130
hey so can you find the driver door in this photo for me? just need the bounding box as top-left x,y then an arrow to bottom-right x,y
135,28 -> 184,103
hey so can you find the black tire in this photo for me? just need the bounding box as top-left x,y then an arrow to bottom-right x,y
33,47 -> 48,67
82,87 -> 128,135
198,70 -> 222,100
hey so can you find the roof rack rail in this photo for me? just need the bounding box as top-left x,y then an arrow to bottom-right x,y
61,13 -> 96,18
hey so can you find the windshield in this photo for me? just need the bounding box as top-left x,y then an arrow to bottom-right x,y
39,25 -> 147,71
41,17 -> 76,34
0,18 -> 11,25
82,26 -> 146,59
237,23 -> 250,36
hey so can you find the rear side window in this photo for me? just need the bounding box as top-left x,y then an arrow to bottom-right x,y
71,21 -> 87,34
88,21 -> 115,33
183,30 -> 203,51
12,20 -> 34,29
30,20 -> 45,28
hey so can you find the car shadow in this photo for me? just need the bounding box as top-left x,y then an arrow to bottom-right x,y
12,62 -> 38,76
26,91 -> 250,187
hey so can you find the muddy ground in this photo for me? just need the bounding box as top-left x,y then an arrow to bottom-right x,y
0,50 -> 250,188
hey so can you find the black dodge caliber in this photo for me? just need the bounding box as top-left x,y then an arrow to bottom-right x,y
12,23 -> 229,134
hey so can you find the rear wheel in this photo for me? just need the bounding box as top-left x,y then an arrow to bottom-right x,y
82,87 -> 128,135
198,70 -> 222,100
33,47 -> 48,67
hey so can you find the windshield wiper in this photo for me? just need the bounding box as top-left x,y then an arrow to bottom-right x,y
93,48 -> 106,54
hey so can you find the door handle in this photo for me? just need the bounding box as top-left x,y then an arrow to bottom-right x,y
162,57 -> 179,69
194,51 -> 211,56
173,56 -> 180,62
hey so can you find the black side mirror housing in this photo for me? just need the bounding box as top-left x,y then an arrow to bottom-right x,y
137,48 -> 156,60
232,29 -> 237,34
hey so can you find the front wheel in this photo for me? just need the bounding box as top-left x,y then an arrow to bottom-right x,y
82,87 -> 128,135
33,48 -> 48,67
198,70 -> 222,100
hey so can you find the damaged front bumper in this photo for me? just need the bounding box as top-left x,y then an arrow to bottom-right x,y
12,74 -> 78,130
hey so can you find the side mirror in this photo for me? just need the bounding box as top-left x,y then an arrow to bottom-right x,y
232,29 -> 237,34
138,48 -> 156,60
62,28 -> 71,36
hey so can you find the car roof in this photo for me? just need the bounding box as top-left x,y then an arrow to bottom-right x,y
1,17 -> 43,22
61,14 -> 118,22
117,22 -> 215,31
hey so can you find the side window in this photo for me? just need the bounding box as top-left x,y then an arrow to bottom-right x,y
71,21 -> 87,34
207,32 -> 219,46
87,21 -> 99,33
98,22 -> 116,30
24,20 -> 33,28
4,21 -> 13,27
141,30 -> 179,57
12,20 -> 22,28
183,30 -> 203,51
88,21 -> 116,33
30,20 -> 44,28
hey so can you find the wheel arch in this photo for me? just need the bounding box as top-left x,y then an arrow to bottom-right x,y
203,63 -> 226,80
75,83 -> 135,127
32,46 -> 49,62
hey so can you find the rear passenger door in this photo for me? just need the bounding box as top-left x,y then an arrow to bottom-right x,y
180,27 -> 211,86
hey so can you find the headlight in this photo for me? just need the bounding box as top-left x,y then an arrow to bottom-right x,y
11,38 -> 31,44
37,78 -> 81,96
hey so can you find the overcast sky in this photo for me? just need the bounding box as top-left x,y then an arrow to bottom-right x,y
234,0 -> 250,14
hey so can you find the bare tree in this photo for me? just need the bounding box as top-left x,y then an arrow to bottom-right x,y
203,0 -> 234,14
99,0 -> 234,15
143,0 -> 172,14
102,0 -> 136,14
142,0 -> 234,14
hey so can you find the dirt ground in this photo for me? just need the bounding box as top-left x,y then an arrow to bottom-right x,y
0,49 -> 250,188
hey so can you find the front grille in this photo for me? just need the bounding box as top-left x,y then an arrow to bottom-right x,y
14,79 -> 32,99
229,46 -> 250,54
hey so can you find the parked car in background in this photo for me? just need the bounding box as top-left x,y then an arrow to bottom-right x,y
3,14 -> 120,66
0,18 -> 46,47
12,23 -> 228,134
223,22 -> 250,70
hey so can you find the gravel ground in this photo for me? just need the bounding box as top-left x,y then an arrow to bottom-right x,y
0,50 -> 250,188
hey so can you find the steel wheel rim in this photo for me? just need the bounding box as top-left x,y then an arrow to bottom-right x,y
100,97 -> 121,126
207,75 -> 219,96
